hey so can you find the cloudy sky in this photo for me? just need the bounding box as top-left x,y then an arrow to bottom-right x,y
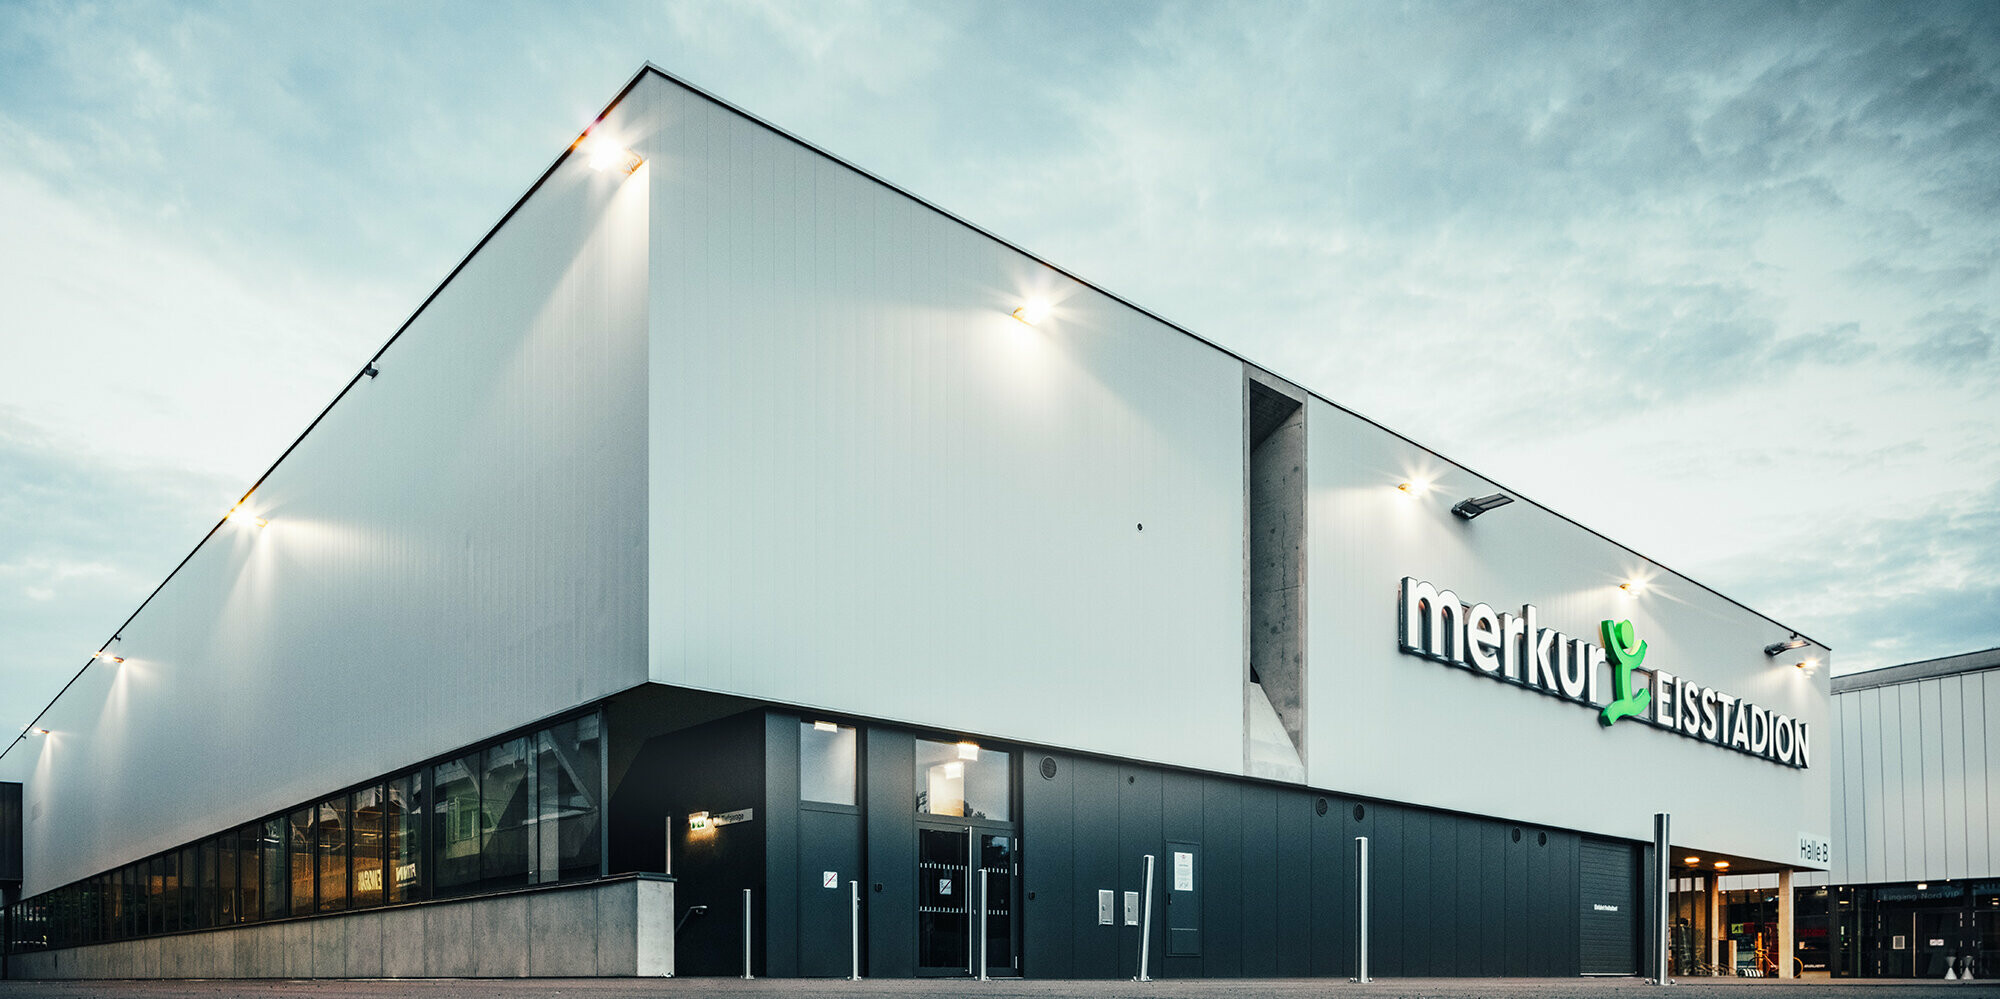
2,1 -> 1996,758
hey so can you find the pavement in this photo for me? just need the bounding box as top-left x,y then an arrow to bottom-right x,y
0,978 -> 1996,999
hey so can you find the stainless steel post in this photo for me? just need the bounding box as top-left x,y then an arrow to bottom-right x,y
1653,813 -> 1672,985
965,826 -> 976,977
741,887 -> 754,980
978,869 -> 991,981
1351,836 -> 1372,983
1134,853 -> 1156,982
849,879 -> 862,981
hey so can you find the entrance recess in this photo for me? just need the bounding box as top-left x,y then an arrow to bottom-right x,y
916,825 -> 1017,976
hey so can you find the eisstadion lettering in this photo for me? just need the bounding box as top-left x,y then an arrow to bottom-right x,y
1398,577 -> 1810,769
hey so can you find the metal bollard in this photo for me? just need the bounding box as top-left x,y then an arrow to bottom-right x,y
741,887 -> 754,980
1134,853 -> 1156,982
1351,837 -> 1372,983
1652,813 -> 1672,986
849,880 -> 862,981
978,870 -> 991,981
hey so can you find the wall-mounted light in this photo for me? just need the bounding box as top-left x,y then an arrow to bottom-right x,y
1620,580 -> 1647,596
33,728 -> 49,736
1397,479 -> 1431,497
1012,301 -> 1051,326
91,650 -> 125,664
1917,882 -> 1929,890
956,741 -> 980,761
813,720 -> 839,733
579,132 -> 643,175
363,364 -> 380,379
226,505 -> 268,528
1451,493 -> 1514,520
1684,856 -> 1701,865
1764,635 -> 1809,657
688,811 -> 711,831
1712,860 -> 1730,870
1796,658 -> 1820,673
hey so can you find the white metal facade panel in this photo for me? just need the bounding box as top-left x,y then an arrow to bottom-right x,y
1300,398 -> 1832,865
15,130 -> 653,895
1827,669 -> 2000,884
635,77 -> 1246,773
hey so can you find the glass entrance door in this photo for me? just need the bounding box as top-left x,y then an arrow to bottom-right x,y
917,827 -> 970,974
916,826 -> 1017,976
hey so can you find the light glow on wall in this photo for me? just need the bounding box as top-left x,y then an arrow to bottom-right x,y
580,131 -> 643,175
1012,300 -> 1052,325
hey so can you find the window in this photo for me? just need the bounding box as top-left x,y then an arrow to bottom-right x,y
316,795 -> 349,912
387,771 -> 423,903
5,709 -> 607,950
535,716 -> 602,883
198,839 -> 219,929
432,753 -> 482,894
237,824 -> 261,923
287,807 -> 314,916
480,737 -> 531,889
352,784 -> 386,907
800,721 -> 857,805
216,835 -> 238,925
915,738 -> 1010,821
260,817 -> 287,919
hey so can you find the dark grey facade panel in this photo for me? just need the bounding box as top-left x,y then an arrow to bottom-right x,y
1579,839 -> 1639,975
862,727 -> 916,978
598,700 -> 1644,980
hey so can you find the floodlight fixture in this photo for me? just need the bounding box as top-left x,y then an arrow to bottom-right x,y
1764,635 -> 1810,657
1451,493 -> 1514,519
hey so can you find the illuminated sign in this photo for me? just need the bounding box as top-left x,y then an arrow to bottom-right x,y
1398,577 -> 1810,769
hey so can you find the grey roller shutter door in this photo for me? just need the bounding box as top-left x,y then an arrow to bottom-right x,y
1579,839 -> 1638,975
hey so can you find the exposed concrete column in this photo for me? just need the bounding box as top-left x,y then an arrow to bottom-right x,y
1777,869 -> 1795,979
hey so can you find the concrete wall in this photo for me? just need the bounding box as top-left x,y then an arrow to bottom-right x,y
7,876 -> 673,979
1829,667 -> 2000,884
11,93 -> 654,895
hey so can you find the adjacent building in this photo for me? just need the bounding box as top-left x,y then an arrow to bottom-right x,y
2,65 -> 1833,981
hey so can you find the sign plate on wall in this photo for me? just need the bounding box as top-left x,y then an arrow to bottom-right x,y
711,808 -> 755,827
1173,852 -> 1194,891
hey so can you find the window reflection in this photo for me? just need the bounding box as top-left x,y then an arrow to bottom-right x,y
6,710 -> 604,952
914,738 -> 1010,821
287,808 -> 314,917
316,796 -> 348,912
800,721 -> 857,806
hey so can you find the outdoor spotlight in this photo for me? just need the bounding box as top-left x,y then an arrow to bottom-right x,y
34,729 -> 49,736
1398,478 -> 1432,496
1620,580 -> 1647,596
813,720 -> 839,733
1797,658 -> 1820,672
1713,861 -> 1730,870
1764,635 -> 1810,657
1451,493 -> 1514,519
91,650 -> 124,664
579,132 -> 643,175
1012,300 -> 1051,325
1918,883 -> 1929,890
1684,856 -> 1701,865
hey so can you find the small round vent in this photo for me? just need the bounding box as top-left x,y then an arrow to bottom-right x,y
1315,797 -> 1328,816
1512,827 -> 1522,843
1040,756 -> 1058,780
1353,803 -> 1366,821
1538,831 -> 1548,847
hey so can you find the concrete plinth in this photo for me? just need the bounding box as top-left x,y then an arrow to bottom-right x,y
7,874 -> 673,980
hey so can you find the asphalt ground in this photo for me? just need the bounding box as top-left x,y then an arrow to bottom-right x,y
0,978 -> 1996,999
